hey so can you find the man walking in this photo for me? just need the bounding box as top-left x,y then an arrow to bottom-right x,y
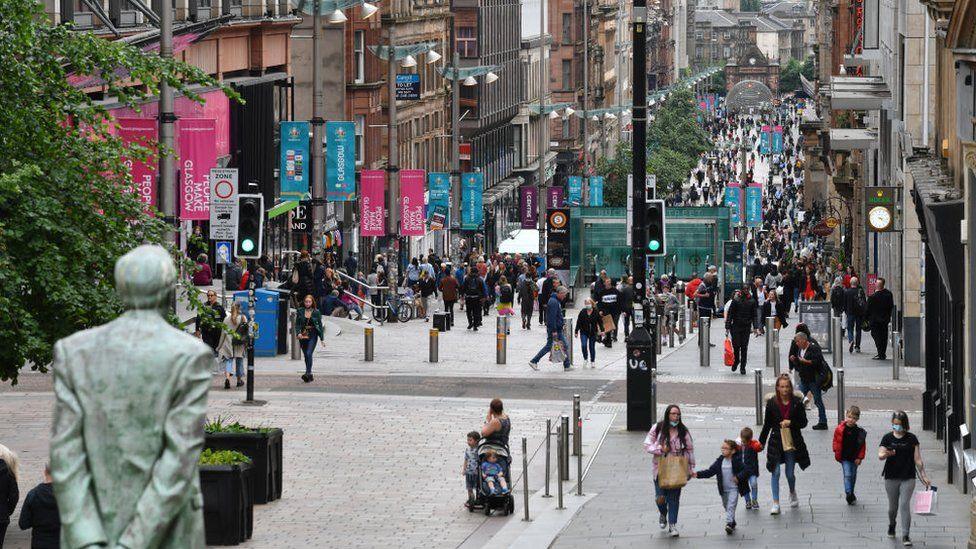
790,332 -> 829,429
463,267 -> 485,330
529,287 -> 571,371
537,269 -> 556,325
843,277 -> 867,353
619,276 -> 635,338
725,285 -> 760,375
867,277 -> 895,360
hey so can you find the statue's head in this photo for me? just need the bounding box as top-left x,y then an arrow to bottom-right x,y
115,245 -> 177,310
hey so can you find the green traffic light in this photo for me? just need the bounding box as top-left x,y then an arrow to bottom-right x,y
241,239 -> 255,253
648,240 -> 661,251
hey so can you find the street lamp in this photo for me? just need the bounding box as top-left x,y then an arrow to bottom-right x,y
484,71 -> 499,84
462,76 -> 478,86
426,49 -> 441,64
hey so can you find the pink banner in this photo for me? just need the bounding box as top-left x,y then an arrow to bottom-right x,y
547,187 -> 564,208
400,169 -> 426,236
118,118 -> 157,214
178,118 -> 216,220
360,170 -> 386,236
110,90 -> 231,158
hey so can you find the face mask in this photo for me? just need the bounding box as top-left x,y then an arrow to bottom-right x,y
669,421 -> 679,427
585,305 -> 592,310
892,424 -> 903,432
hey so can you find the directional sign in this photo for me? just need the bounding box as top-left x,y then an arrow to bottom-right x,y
209,168 -> 239,240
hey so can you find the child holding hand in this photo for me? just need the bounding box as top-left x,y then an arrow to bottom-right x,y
695,440 -> 757,535
737,427 -> 762,509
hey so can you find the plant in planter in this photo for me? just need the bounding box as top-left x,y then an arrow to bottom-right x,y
204,416 -> 283,504
199,449 -> 254,546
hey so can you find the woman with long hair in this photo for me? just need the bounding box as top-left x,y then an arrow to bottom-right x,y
643,404 -> 695,537
217,301 -> 248,389
0,443 -> 20,546
759,374 -> 811,515
295,294 -> 325,383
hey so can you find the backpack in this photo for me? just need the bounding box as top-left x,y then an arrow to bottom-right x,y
819,357 -> 833,393
464,276 -> 482,297
854,289 -> 868,316
499,284 -> 514,303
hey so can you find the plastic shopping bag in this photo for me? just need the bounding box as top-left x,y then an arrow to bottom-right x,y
550,341 -> 567,363
912,486 -> 938,515
724,337 -> 735,367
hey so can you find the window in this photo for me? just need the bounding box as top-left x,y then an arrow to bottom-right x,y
695,31 -> 703,40
354,115 -> 365,165
562,118 -> 570,139
562,59 -> 572,90
562,13 -> 572,44
353,31 -> 365,84
457,26 -> 477,58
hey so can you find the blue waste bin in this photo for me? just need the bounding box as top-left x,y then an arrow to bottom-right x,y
234,289 -> 279,357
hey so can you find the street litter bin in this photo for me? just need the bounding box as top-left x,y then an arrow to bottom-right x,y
234,289 -> 279,357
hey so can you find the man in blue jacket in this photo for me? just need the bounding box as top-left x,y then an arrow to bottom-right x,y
529,286 -> 571,370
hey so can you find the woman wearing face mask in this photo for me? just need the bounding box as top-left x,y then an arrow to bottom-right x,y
879,411 -> 930,546
758,373 -> 810,515
574,298 -> 603,367
643,405 -> 695,537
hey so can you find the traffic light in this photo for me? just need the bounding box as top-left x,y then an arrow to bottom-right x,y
646,199 -> 666,257
235,194 -> 264,258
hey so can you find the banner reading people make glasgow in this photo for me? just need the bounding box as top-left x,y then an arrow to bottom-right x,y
118,118 -> 157,214
178,118 -> 216,220
461,172 -> 483,229
360,170 -> 385,236
326,121 -> 356,201
399,169 -> 426,236
280,121 -> 309,201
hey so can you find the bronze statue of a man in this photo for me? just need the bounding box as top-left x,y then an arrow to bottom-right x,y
50,245 -> 212,548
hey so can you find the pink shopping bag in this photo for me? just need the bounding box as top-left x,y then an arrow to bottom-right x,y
912,487 -> 938,515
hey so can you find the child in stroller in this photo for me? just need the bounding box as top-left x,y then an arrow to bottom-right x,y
467,440 -> 516,516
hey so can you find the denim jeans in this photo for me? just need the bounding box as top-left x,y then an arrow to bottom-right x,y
224,357 -> 244,378
770,450 -> 797,501
747,475 -> 758,503
580,333 -> 596,362
531,331 -> 570,368
841,460 -> 858,494
845,313 -> 862,347
797,377 -> 827,425
653,479 -> 682,525
299,332 -> 318,375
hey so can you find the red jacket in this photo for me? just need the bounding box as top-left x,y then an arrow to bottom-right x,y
832,422 -> 866,462
685,278 -> 702,299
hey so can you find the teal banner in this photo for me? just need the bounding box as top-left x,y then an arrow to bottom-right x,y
745,183 -> 763,227
461,172 -> 484,229
589,176 -> 604,206
427,172 -> 450,220
326,121 -> 356,201
725,183 -> 742,224
280,121 -> 310,201
567,176 -> 583,205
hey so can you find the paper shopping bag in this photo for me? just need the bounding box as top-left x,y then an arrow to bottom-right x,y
657,455 -> 689,489
912,487 -> 938,515
780,427 -> 795,452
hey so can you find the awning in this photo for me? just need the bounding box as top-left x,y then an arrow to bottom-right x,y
908,155 -> 964,300
498,229 -> 540,254
828,128 -> 879,150
483,176 -> 523,207
829,75 -> 891,110
267,200 -> 301,219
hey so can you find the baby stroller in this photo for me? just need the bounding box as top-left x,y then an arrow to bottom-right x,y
467,440 -> 515,516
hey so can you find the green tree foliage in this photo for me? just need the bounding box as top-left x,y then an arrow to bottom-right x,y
779,56 -> 815,93
0,0 -> 228,382
740,0 -> 762,11
598,87 -> 711,204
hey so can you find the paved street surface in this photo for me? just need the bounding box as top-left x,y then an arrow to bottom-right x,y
0,305 -> 957,548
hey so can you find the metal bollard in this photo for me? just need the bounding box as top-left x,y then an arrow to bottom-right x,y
429,329 -> 439,363
765,317 -> 776,369
892,331 -> 901,380
657,316 -> 665,355
837,368 -> 846,424
564,319 -> 574,366
522,437 -> 531,522
650,368 -> 658,425
831,316 -> 844,371
543,419 -> 552,498
556,424 -> 565,510
496,316 -> 507,364
290,311 -> 301,360
689,306 -> 696,334
572,395 -> 582,456
576,429 -> 584,496
699,317 -> 711,367
364,327 -> 374,362
754,369 -> 763,426
559,415 -> 570,481
772,329 -> 781,377
678,307 -> 686,342
668,312 -> 675,347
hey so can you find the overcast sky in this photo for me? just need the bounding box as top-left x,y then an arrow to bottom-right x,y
521,0 -> 549,40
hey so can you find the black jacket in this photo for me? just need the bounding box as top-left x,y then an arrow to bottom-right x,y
760,299 -> 789,328
758,395 -> 811,473
843,286 -> 866,317
726,296 -> 759,333
0,459 -> 18,525
18,482 -> 60,548
575,309 -> 602,337
866,288 -> 894,326
696,451 -> 758,497
830,285 -> 846,317
789,341 -> 826,384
